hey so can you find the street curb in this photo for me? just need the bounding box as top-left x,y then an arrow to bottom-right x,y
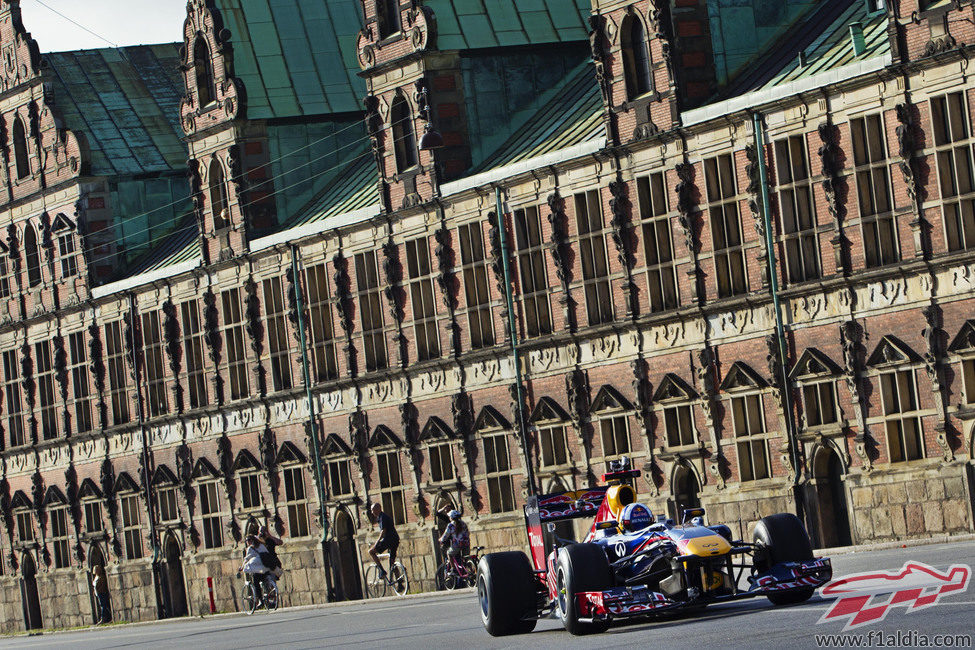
819,533 -> 975,556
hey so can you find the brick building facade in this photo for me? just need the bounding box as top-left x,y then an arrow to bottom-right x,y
2,0 -> 975,632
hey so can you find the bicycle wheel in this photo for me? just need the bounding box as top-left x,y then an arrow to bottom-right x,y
439,562 -> 458,591
263,581 -> 279,612
364,564 -> 387,598
389,562 -> 409,596
464,558 -> 478,588
243,580 -> 259,615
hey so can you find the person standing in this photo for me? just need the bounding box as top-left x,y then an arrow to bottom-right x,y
368,502 -> 400,580
92,565 -> 111,625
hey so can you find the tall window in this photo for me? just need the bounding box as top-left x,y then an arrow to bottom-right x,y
180,300 -> 208,409
0,252 -> 10,298
802,380 -> 838,427
538,425 -> 569,468
51,507 -> 71,569
932,92 -> 975,251
327,456 -> 353,498
482,433 -> 516,513
24,223 -> 41,287
194,38 -> 216,107
428,442 -> 455,483
120,494 -> 144,559
850,114 -> 898,266
199,481 -> 224,549
621,15 -> 652,100
376,0 -> 401,39
880,369 -> 924,462
68,332 -> 92,434
731,394 -> 771,481
637,172 -> 678,311
239,472 -> 262,510
304,263 -> 339,382
664,404 -> 695,448
35,341 -> 58,440
84,500 -> 103,534
457,223 -> 494,350
58,232 -> 78,278
142,311 -> 168,417
157,486 -> 179,523
263,277 -> 294,392
775,135 -> 820,283
575,190 -> 613,325
3,349 -> 24,447
405,237 -> 440,361
391,94 -> 417,173
962,357 -> 975,405
16,510 -> 34,543
599,416 -> 631,462
283,467 -> 310,537
355,251 -> 388,371
705,154 -> 748,297
209,159 -> 228,228
105,320 -> 131,425
376,450 -> 407,525
221,289 -> 249,400
13,116 -> 29,179
513,206 -> 553,337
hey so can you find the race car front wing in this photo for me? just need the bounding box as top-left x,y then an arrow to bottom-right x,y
575,557 -> 832,621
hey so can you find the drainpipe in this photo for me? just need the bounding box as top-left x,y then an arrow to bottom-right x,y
127,292 -> 161,618
290,245 -> 333,601
494,187 -> 538,497
751,113 -> 804,521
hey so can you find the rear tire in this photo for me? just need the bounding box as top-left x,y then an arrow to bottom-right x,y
477,552 -> 538,636
753,513 -> 815,606
390,562 -> 409,596
263,580 -> 279,612
556,544 -> 613,635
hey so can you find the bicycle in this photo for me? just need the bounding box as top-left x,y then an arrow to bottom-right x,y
437,545 -> 484,590
238,571 -> 279,614
364,553 -> 409,598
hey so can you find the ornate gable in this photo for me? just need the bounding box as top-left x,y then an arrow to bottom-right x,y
719,362 -> 767,391
323,433 -> 353,457
474,405 -> 510,432
530,396 -> 570,423
179,0 -> 241,137
276,441 -> 307,465
790,348 -> 842,380
591,385 -> 633,412
232,449 -> 261,472
368,425 -> 401,449
192,457 -> 220,480
419,416 -> 454,442
866,336 -> 919,367
652,373 -> 696,402
10,490 -> 30,509
42,485 -> 65,506
78,478 -> 102,500
115,472 -> 139,493
948,321 -> 975,354
152,464 -> 179,486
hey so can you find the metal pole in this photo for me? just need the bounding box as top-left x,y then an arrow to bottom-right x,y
290,245 -> 332,598
752,113 -> 804,520
494,187 -> 538,497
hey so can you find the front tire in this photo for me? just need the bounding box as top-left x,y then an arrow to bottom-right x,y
753,512 -> 815,606
364,565 -> 387,598
477,552 -> 538,636
556,544 -> 613,635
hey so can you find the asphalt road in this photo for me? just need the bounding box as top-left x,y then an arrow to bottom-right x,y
3,541 -> 974,649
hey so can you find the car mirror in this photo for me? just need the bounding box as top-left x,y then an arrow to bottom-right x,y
595,520 -> 618,530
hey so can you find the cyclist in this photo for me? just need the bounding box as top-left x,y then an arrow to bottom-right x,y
368,502 -> 399,582
437,505 -> 470,558
240,535 -> 276,597
258,525 -> 284,579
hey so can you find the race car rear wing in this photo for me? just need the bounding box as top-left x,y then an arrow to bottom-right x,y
524,488 -> 610,572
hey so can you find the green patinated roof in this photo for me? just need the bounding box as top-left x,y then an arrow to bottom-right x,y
44,44 -> 187,177
216,0 -> 366,119
284,150 -> 380,230
471,59 -> 603,173
127,224 -> 201,276
723,0 -> 890,96
427,0 -> 592,50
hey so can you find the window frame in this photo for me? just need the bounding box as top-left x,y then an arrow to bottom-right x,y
512,205 -> 553,337
68,331 -> 93,434
636,172 -> 680,311
878,368 -> 925,463
304,263 -> 339,382
198,480 -> 225,549
390,93 -> 418,173
15,509 -> 35,544
104,320 -> 131,426
375,448 -> 408,525
157,485 -> 180,524
773,134 -> 822,283
849,113 -> 899,267
282,465 -> 310,538
50,506 -> 71,569
119,493 -> 144,560
58,231 -> 78,279
35,340 -> 59,440
481,430 -> 517,514
931,91 -> 975,252
537,423 -> 571,469
180,300 -> 209,410
141,310 -> 169,418
221,288 -> 250,401
355,250 -> 389,372
83,499 -> 104,535
457,221 -> 495,350
573,189 -> 614,326
238,472 -> 263,512
621,13 -> 653,101
704,153 -> 749,298
404,236 -> 441,361
2,349 -> 25,447
730,392 -> 772,482
262,276 -> 295,393
326,455 -> 354,499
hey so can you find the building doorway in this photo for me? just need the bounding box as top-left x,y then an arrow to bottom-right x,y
670,463 -> 701,521
20,552 -> 42,631
87,544 -> 111,625
812,446 -> 852,548
161,533 -> 188,618
333,508 -> 362,600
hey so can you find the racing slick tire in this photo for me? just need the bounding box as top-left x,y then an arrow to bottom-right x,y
477,552 -> 538,636
556,544 -> 613,636
753,513 -> 815,606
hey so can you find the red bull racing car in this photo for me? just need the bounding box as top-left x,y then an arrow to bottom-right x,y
476,458 -> 832,636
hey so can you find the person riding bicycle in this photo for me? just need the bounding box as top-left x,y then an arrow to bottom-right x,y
368,502 -> 399,582
240,535 -> 276,596
258,525 -> 284,579
437,505 -> 470,558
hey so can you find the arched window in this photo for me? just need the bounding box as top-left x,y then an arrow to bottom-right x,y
208,158 -> 228,228
621,15 -> 652,101
376,0 -> 400,39
194,38 -> 216,107
13,116 -> 29,179
24,223 -> 41,287
391,94 -> 417,173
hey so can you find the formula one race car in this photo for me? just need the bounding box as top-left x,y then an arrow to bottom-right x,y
476,458 -> 832,636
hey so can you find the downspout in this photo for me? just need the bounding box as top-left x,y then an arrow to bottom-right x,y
751,113 -> 804,520
494,187 -> 538,497
290,245 -> 333,601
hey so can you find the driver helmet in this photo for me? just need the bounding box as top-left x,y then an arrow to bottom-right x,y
619,503 -> 653,533
448,510 -> 461,521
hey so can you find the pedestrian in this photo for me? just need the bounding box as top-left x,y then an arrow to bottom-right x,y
92,564 -> 111,625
